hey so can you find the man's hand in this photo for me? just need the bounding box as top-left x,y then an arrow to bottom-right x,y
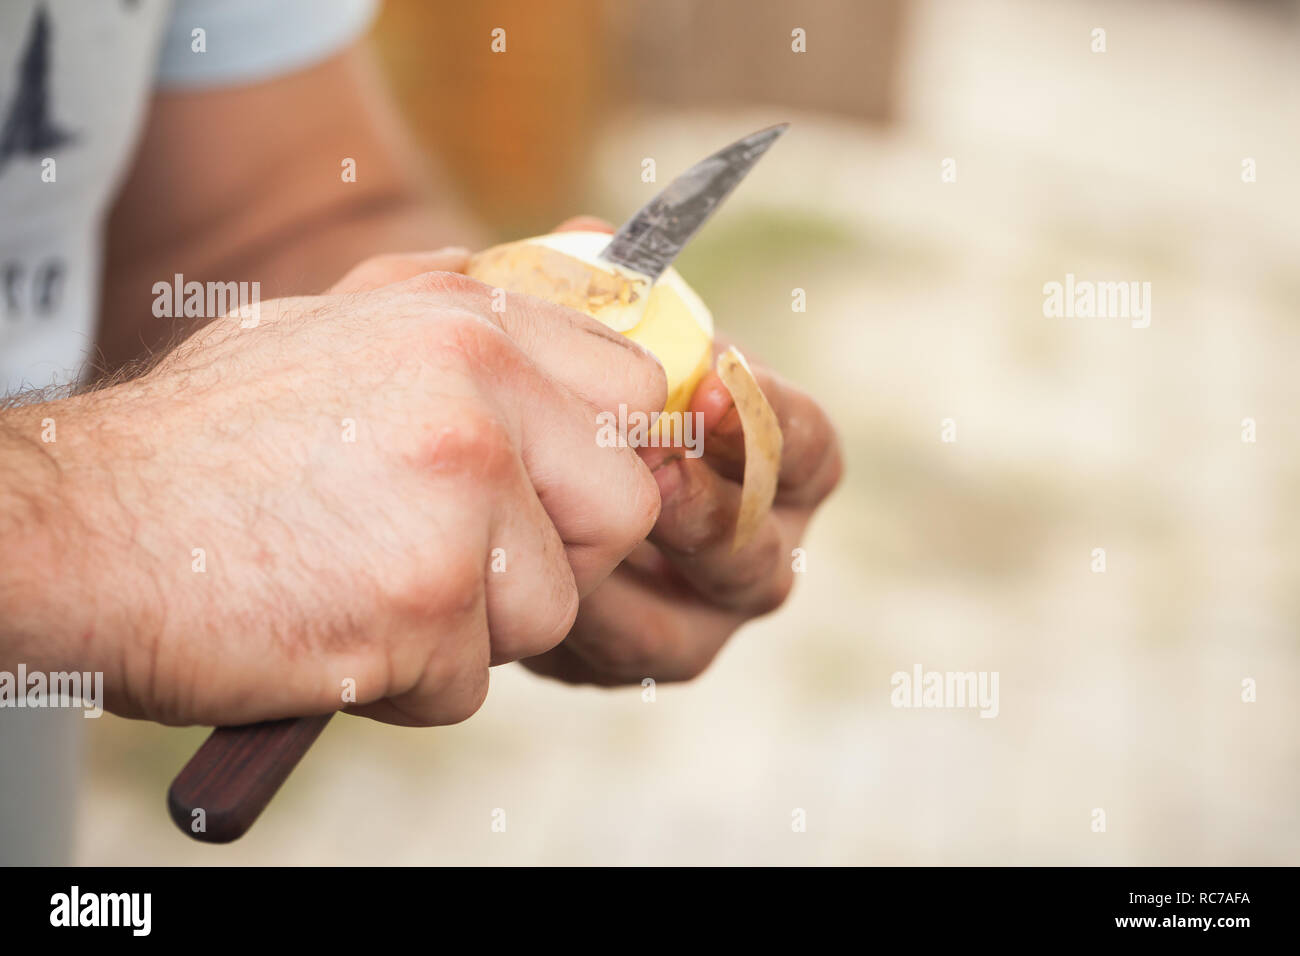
521,219 -> 843,685
523,354 -> 842,685
0,252 -> 666,727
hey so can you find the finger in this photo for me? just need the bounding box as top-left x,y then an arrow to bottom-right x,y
689,365 -> 843,509
482,454 -> 581,665
552,215 -> 614,234
497,363 -> 664,596
347,654 -> 489,727
647,452 -> 794,614
525,570 -> 741,684
346,578 -> 492,728
330,248 -> 472,294
388,271 -> 668,419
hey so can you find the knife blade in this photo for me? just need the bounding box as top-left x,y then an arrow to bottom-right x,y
599,123 -> 788,281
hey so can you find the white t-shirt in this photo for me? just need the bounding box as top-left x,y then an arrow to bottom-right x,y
0,0 -> 376,396
0,0 -> 376,863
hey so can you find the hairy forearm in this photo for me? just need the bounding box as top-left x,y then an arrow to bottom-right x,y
0,392 -> 158,680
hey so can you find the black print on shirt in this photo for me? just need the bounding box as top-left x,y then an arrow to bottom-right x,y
2,258 -> 65,319
0,4 -> 76,171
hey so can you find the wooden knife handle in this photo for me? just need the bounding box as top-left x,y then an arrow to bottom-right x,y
167,713 -> 334,843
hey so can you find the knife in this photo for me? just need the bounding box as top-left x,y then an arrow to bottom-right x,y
167,123 -> 788,843
600,122 -> 787,279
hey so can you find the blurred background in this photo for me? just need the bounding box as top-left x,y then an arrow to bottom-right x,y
81,0 -> 1299,864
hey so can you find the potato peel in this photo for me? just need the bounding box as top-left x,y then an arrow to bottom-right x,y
715,346 -> 783,553
467,241 -> 649,325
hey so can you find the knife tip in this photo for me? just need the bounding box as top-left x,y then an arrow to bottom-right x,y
742,123 -> 789,153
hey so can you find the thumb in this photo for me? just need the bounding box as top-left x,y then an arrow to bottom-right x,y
328,247 -> 472,294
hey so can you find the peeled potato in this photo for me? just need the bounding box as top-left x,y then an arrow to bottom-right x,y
467,230 -> 782,551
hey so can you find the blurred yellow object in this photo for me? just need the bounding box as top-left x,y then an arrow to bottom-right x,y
371,0 -> 608,233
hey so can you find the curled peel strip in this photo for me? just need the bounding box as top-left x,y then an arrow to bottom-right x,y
715,346 -> 783,553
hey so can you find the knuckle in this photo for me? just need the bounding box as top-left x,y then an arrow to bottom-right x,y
412,408 -> 518,484
429,309 -> 532,383
626,349 -> 669,413
492,576 -> 579,663
398,624 -> 490,727
418,639 -> 461,696
386,550 -> 484,628
430,303 -> 496,348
